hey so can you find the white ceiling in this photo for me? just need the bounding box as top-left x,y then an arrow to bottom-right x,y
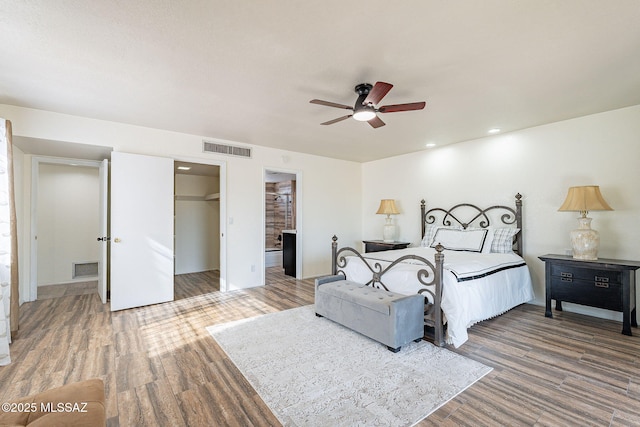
1,1 -> 639,162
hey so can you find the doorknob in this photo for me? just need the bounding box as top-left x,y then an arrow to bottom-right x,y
114,238 -> 122,243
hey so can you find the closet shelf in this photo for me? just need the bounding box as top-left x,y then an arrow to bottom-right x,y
175,193 -> 220,202
175,195 -> 203,201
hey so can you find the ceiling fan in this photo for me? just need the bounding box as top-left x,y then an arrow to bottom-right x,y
310,81 -> 426,128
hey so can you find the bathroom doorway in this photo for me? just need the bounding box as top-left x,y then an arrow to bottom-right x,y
264,170 -> 298,282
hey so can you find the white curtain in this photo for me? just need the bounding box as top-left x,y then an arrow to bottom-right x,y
0,119 -> 12,365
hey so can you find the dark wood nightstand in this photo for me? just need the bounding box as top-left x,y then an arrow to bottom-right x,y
539,254 -> 640,336
362,240 -> 410,253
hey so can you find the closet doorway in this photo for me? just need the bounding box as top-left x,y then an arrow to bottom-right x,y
174,161 -> 222,299
29,156 -> 109,303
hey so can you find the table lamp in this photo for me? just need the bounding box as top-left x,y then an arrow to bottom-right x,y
376,199 -> 400,242
558,186 -> 613,260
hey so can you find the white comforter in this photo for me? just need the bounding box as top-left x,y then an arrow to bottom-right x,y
338,247 -> 535,347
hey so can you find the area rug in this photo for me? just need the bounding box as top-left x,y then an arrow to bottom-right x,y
207,305 -> 491,426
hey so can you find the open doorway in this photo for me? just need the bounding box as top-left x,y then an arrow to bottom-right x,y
35,161 -> 101,300
109,153 -> 227,310
27,155 -> 109,303
174,161 -> 222,299
264,169 -> 299,284
13,136 -> 113,304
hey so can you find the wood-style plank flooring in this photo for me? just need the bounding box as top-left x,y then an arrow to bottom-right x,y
37,280 -> 98,300
1,267 -> 639,426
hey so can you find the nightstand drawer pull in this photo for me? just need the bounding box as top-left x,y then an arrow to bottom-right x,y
595,282 -> 609,288
594,276 -> 609,283
560,272 -> 573,278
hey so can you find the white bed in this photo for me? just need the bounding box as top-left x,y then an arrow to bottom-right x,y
337,246 -> 534,347
330,193 -> 535,347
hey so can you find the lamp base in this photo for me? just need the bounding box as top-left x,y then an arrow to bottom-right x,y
570,217 -> 599,260
382,216 -> 395,243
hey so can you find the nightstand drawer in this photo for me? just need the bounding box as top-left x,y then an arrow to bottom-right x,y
550,263 -> 621,284
362,240 -> 410,253
550,277 -> 623,311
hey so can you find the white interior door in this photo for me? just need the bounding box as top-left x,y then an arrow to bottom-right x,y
110,152 -> 174,311
98,158 -> 108,304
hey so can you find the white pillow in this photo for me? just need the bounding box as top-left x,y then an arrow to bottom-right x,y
421,225 -> 460,247
490,228 -> 520,253
467,227 -> 495,253
481,229 -> 494,254
430,228 -> 489,253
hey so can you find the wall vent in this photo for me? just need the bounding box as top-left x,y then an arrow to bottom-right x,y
72,261 -> 99,279
203,140 -> 252,158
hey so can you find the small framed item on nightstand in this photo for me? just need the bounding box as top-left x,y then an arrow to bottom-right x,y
539,254 -> 640,336
362,240 -> 410,253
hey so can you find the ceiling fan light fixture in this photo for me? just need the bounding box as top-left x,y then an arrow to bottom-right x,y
352,110 -> 377,121
310,81 -> 426,128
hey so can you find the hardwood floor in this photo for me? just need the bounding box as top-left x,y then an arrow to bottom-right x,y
37,280 -> 98,300
174,270 -> 220,300
1,268 -> 638,426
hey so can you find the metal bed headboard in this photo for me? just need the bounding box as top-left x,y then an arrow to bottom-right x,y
420,193 -> 523,256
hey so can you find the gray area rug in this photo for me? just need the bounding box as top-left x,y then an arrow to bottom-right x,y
207,305 -> 491,426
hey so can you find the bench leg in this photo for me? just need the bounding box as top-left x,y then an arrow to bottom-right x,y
387,346 -> 400,353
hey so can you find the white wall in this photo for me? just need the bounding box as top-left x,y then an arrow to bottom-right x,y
362,104 -> 640,322
175,173 -> 220,274
37,163 -> 100,285
1,104 -> 362,297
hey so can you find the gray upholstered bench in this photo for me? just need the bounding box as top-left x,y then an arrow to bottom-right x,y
314,275 -> 424,352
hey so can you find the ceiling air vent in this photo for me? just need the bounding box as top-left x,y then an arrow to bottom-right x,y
203,140 -> 252,158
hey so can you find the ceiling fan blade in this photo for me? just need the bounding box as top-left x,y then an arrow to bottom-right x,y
367,116 -> 386,128
363,82 -> 393,106
321,115 -> 352,125
310,99 -> 354,110
378,101 -> 426,113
